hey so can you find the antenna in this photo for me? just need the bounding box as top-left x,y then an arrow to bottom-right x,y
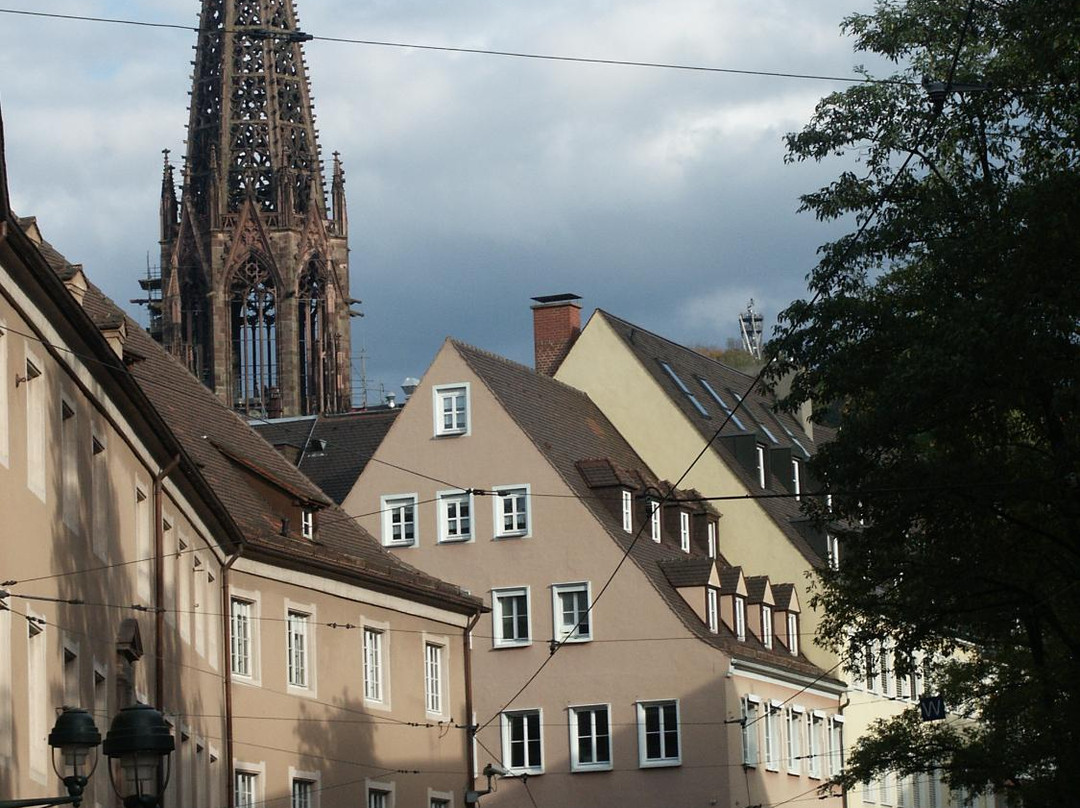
738,299 -> 764,360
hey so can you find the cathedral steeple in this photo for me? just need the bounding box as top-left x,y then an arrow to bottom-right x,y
158,0 -> 352,417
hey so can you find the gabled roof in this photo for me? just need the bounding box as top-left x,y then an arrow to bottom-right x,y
745,575 -> 776,606
253,409 -> 401,504
659,557 -> 719,589
452,339 -> 835,681
592,310 -> 833,567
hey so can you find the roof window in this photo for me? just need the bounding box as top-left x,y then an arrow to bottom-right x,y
696,377 -> 746,430
660,362 -> 709,417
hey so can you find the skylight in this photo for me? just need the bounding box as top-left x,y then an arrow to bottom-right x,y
696,377 -> 746,430
660,361 -> 709,417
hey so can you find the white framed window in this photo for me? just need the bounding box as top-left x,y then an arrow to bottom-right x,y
493,485 -> 530,538
707,521 -> 717,558
61,399 -> 79,531
287,610 -> 310,689
136,486 -> 151,602
735,596 -> 747,641
230,598 -> 253,678
492,587 -> 530,647
764,702 -> 781,771
827,716 -> 844,776
741,696 -> 759,766
424,642 -> 444,715
363,628 -> 385,703
437,490 -> 473,542
762,605 -> 773,648
291,779 -> 315,808
24,353 -> 45,501
366,781 -> 394,808
637,700 -> 680,767
428,793 -> 452,808
301,509 -> 314,539
786,707 -> 803,775
649,500 -> 661,542
501,709 -> 543,774
552,582 -> 592,642
234,771 -> 258,808
826,534 -> 840,570
787,612 -> 799,655
679,511 -> 690,553
756,445 -> 767,489
433,383 -> 469,436
792,458 -> 802,499
569,704 -> 611,771
381,495 -> 417,546
621,490 -> 633,532
91,431 -> 108,560
27,611 -> 47,781
706,588 -> 719,633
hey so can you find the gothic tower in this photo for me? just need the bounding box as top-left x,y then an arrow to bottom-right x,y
159,0 -> 353,418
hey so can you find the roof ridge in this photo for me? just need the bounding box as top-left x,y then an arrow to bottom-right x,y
450,337 -> 595,403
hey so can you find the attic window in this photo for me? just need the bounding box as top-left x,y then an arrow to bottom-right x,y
787,613 -> 799,655
792,459 -> 802,500
305,438 -> 327,456
756,445 -> 767,489
301,509 -> 314,539
734,596 -> 747,641
659,362 -> 709,418
697,378 -> 746,430
706,588 -> 719,633
649,500 -> 661,543
707,522 -> 717,559
621,490 -> 633,533
679,512 -> 690,553
762,605 -> 773,648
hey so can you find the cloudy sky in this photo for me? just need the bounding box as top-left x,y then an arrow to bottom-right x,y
1,0 -> 878,404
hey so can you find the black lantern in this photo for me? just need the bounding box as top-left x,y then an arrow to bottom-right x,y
48,708 -> 102,805
102,704 -> 175,808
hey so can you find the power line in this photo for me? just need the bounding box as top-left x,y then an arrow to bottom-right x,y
0,7 -> 912,87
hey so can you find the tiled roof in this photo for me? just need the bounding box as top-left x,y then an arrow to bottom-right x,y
253,409 -> 400,504
453,340 -> 836,681
745,575 -> 773,605
658,557 -> 716,588
594,310 -> 829,567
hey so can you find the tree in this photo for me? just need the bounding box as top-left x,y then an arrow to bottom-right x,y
693,338 -> 766,373
768,0 -> 1080,804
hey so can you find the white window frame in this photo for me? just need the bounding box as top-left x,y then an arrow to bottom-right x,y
792,458 -> 802,500
756,444 -> 767,489
424,640 -> 446,717
568,704 -> 612,772
380,494 -> 418,547
365,780 -> 394,808
828,716 -> 844,776
228,587 -> 260,685
492,485 -> 531,538
636,699 -> 681,768
826,534 -> 840,570
501,709 -> 543,775
706,588 -> 719,633
679,511 -> 690,553
649,500 -> 661,542
433,383 -> 470,437
230,597 -> 254,680
621,490 -> 633,532
762,605 -> 773,648
787,612 -> 799,655
285,604 -> 315,694
786,706 -> 804,775
707,521 -> 717,558
27,610 -> 47,782
552,582 -> 592,643
363,627 -> 385,704
233,764 -> 264,808
492,587 -> 531,648
741,696 -> 760,766
735,596 -> 747,641
437,489 -> 474,543
764,702 -> 781,772
427,791 -> 453,808
301,509 -> 314,539
806,711 -> 822,778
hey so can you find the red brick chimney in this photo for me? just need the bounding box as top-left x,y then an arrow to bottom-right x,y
532,294 -> 582,376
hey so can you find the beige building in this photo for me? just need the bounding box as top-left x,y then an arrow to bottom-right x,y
553,301 -> 962,808
0,115 -> 483,808
345,337 -> 847,807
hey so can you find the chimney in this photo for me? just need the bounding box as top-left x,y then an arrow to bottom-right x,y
531,294 -> 582,376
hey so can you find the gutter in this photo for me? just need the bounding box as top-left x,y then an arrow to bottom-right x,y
153,455 -> 181,710
220,548 -> 243,808
463,610 -> 481,800
728,657 -> 847,697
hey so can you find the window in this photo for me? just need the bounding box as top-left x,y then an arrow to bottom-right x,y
792,459 -> 802,500
424,642 -> 443,715
637,700 -> 680,767
234,772 -> 257,808
501,710 -> 542,774
764,703 -> 781,771
62,400 -> 79,531
301,509 -> 314,539
493,486 -> 530,537
786,708 -> 803,774
367,788 -> 391,808
742,697 -> 759,766
292,779 -> 313,808
287,611 -> 310,688
433,384 -> 469,436
706,588 -> 719,633
552,582 -> 591,642
828,717 -> 844,776
230,598 -> 253,677
430,798 -> 450,808
492,587 -> 530,647
756,445 -> 767,489
91,433 -> 107,560
569,705 -> 611,771
621,490 -> 633,532
649,500 -> 661,542
63,645 -> 79,708
826,534 -> 840,570
27,614 -> 46,778
363,628 -> 384,702
679,511 -> 690,553
762,605 -> 773,649
660,361 -> 709,416
438,490 -> 473,542
707,521 -> 717,558
787,612 -> 799,655
25,355 -> 45,500
697,377 -> 746,430
136,488 -> 151,601
381,495 -> 417,546
808,713 -> 823,778
735,596 -> 747,641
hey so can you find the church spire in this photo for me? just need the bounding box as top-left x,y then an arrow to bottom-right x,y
157,0 -> 353,418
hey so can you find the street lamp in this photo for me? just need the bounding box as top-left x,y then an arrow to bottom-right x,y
103,704 -> 175,808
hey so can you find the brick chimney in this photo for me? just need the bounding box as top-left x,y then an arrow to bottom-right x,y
531,294 -> 582,376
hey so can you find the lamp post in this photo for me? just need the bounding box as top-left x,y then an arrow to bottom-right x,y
0,705 -> 174,808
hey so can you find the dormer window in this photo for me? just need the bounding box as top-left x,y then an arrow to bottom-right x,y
756,445 -> 767,489
649,500 -> 661,543
792,459 -> 802,500
301,509 -> 314,539
621,490 -> 633,533
761,605 -> 773,649
706,588 -> 719,633
735,596 -> 747,641
433,383 -> 470,436
826,534 -> 840,570
679,512 -> 691,553
787,612 -> 799,655
706,521 -> 717,559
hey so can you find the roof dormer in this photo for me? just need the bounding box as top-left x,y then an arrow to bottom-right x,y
658,558 -> 721,630
744,575 -> 776,647
718,566 -> 748,640
770,583 -> 802,655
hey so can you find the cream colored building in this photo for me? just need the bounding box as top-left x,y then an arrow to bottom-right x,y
0,117 -> 482,808
346,337 -> 847,808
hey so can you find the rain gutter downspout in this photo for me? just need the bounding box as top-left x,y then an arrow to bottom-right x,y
464,609 -> 482,800
221,548 -> 243,808
153,455 -> 181,710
